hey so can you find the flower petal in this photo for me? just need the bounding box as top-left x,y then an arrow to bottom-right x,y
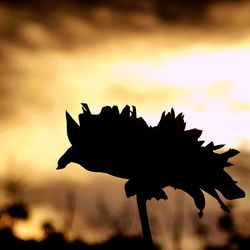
202,187 -> 230,213
179,185 -> 205,218
66,111 -> 80,145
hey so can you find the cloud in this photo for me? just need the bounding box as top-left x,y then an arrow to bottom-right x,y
0,80 -> 54,122
106,84 -> 187,109
1,0 -> 250,54
2,0 -> 249,25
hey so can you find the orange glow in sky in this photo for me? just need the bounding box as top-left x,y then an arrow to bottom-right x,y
1,37 -> 250,175
1,28 -> 250,247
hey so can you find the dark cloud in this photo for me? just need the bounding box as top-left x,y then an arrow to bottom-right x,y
1,0 -> 249,24
0,0 -> 250,53
0,0 -> 249,120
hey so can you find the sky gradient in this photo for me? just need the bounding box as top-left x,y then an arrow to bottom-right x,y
0,2 -> 250,250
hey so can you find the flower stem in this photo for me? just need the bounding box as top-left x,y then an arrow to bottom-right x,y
136,193 -> 154,249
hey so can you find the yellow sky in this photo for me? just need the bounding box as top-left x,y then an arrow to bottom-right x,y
1,34 -> 250,172
1,19 -> 250,246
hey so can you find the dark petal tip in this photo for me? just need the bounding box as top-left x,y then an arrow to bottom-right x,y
81,103 -> 91,113
198,211 -> 203,218
222,205 -> 231,213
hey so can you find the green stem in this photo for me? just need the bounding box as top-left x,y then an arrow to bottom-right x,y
136,193 -> 154,249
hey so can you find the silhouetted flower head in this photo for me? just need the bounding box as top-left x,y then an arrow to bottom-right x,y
57,104 -> 245,217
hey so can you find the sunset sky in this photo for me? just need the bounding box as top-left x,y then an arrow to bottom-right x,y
0,1 -> 250,250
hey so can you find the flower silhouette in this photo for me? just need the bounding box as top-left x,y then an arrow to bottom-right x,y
57,104 -> 245,218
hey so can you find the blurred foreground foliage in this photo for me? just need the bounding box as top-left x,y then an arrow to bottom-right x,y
203,212 -> 250,250
1,195 -> 250,250
0,174 -> 249,250
0,200 -> 159,250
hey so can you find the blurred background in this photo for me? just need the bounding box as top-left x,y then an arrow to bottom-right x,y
0,1 -> 250,249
